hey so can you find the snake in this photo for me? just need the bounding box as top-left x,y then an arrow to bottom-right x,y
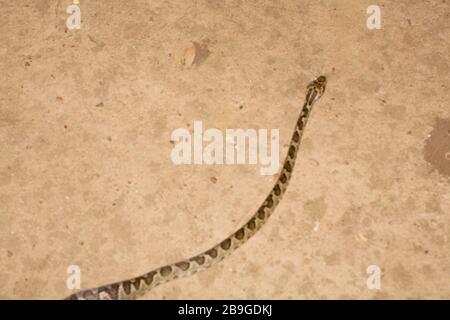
64,76 -> 327,300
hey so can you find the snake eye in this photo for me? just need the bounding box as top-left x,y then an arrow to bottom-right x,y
317,76 -> 326,83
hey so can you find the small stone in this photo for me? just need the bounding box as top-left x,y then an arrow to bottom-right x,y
181,44 -> 196,67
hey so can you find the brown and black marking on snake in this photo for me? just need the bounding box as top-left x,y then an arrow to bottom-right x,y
64,76 -> 327,300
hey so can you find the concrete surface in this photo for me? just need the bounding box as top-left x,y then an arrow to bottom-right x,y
0,0 -> 449,299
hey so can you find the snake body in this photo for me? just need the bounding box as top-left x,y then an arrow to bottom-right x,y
65,76 -> 327,300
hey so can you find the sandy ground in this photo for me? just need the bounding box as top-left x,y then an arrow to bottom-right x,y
0,0 -> 449,299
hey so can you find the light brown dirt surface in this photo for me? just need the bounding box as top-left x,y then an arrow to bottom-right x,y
1,0 -> 449,299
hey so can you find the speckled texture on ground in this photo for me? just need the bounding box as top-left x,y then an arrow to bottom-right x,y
0,0 -> 449,299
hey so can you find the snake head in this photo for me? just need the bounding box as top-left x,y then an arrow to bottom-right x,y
311,75 -> 327,95
316,75 -> 327,90
305,75 -> 327,105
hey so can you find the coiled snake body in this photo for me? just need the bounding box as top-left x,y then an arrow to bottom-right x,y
65,76 -> 327,300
